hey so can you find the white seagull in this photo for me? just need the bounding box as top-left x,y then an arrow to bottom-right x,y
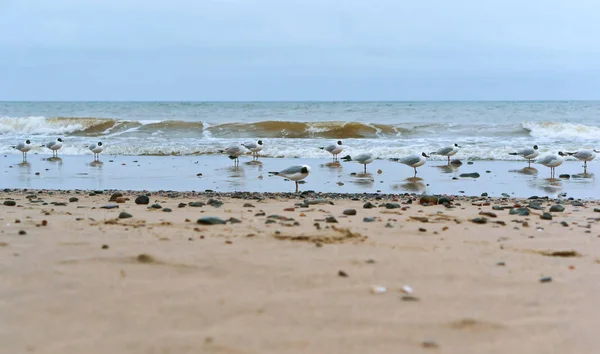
341,153 -> 375,173
320,140 -> 344,160
89,141 -> 104,160
242,140 -> 263,160
509,145 -> 539,166
219,146 -> 245,165
269,165 -> 311,193
393,152 -> 429,176
13,139 -> 32,161
43,138 -> 63,157
537,152 -> 565,178
566,149 -> 598,170
431,143 -> 460,163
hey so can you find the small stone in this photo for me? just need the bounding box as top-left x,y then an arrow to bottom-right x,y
338,270 -> 348,277
571,201 -> 584,207
137,254 -> 156,263
401,295 -> 419,301
528,203 -> 544,210
460,172 -> 480,178
178,203 -> 187,208
437,197 -> 451,205
207,199 -> 223,207
540,213 -> 553,220
422,340 -> 439,349
227,217 -> 242,224
479,211 -> 497,218
69,197 -> 79,202
118,212 -> 133,219
3,200 -> 16,206
594,208 -> 600,213
115,197 -> 128,203
284,207 -> 295,211
109,192 -> 123,201
135,195 -> 150,205
101,244 -> 109,249
385,202 -> 401,209
418,228 -> 427,232
450,159 -> 462,165
419,196 -> 438,205
197,217 -> 227,225
539,276 -> 552,283
501,193 -> 510,198
18,230 -> 26,235
243,203 -> 255,208
492,205 -> 503,210
385,222 -> 393,228
100,204 -> 119,209
509,208 -> 530,216
162,208 -> 172,212
496,261 -> 505,266
325,216 -> 338,223
363,217 -> 376,222
471,217 -> 488,224
363,202 -> 376,209
560,221 -> 569,227
343,209 -> 357,216
559,174 -> 570,179
189,201 -> 205,207
150,203 -> 162,209
481,192 -> 488,197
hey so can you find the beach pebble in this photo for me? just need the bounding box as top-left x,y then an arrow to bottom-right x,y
559,174 -> 570,179
459,172 -> 480,178
243,203 -> 255,208
496,261 -> 506,266
101,244 -> 109,249
116,197 -> 128,203
109,192 -> 123,201
594,208 -> 600,213
343,209 -> 357,216
540,213 -> 553,220
385,202 -> 401,209
227,217 -> 242,224
450,159 -> 462,165
18,230 -> 26,235
479,211 -> 497,218
135,196 -> 150,205
100,204 -> 119,209
560,221 -> 569,227
325,216 -> 338,223
471,217 -> 488,224
207,199 -> 223,207
528,203 -> 544,210
419,196 -> 438,205
338,270 -> 348,277
371,286 -> 387,294
150,203 -> 162,209
118,212 -> 133,219
3,200 -> 16,206
363,217 -> 376,222
189,202 -> 205,207
539,276 -> 552,283
501,193 -> 510,198
178,203 -> 187,208
401,295 -> 420,301
197,217 -> 226,225
162,208 -> 172,212
363,202 -> 376,209
571,201 -> 584,207
69,197 -> 79,203
422,340 -> 439,349
481,192 -> 488,197
509,208 -> 530,216
492,205 -> 503,210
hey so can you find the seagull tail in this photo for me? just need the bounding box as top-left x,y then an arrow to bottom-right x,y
340,155 -> 352,161
319,147 -> 325,150
508,152 -> 518,156
268,172 -> 279,176
429,151 -> 437,155
566,152 -> 576,156
389,158 -> 400,162
227,155 -> 237,160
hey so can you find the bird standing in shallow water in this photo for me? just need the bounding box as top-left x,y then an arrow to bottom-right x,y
242,140 -> 263,160
341,153 -> 374,173
219,146 -> 245,166
269,165 -> 311,193
538,152 -> 565,178
509,145 -> 539,166
566,149 -> 597,172
89,141 -> 104,160
13,140 -> 32,161
393,152 -> 429,176
320,140 -> 344,161
43,138 -> 63,157
431,143 -> 460,164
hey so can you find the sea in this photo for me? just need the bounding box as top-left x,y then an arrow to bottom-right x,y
1,101 -> 599,160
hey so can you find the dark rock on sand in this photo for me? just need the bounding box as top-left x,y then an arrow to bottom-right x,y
69,197 -> 79,203
109,192 -> 123,201
197,217 -> 227,225
559,174 -> 570,179
540,213 -> 553,220
460,172 -> 480,178
163,208 -> 172,212
363,217 -> 376,222
207,199 -> 223,207
343,209 -> 357,216
549,205 -> 565,212
325,216 -> 338,223
385,202 -> 401,209
509,208 -> 530,216
189,201 -> 205,207
437,197 -> 451,205
471,217 -> 488,224
594,208 -> 600,213
363,202 -> 376,209
150,203 -> 162,209
539,276 -> 552,283
135,195 -> 150,205
227,217 -> 242,224
118,212 -> 133,219
178,203 -> 187,208
492,205 -> 503,211
100,204 -> 119,209
243,203 -> 256,208
528,203 -> 544,210
571,201 -> 584,207
481,192 -> 488,197
3,200 -> 16,206
560,221 -> 569,227
419,195 -> 438,205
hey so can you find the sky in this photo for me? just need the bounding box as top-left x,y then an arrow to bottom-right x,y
1,0 -> 600,101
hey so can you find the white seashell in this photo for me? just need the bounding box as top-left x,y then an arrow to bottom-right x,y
371,286 -> 387,294
401,285 -> 413,294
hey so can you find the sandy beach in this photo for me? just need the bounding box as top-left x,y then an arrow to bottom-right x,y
2,189 -> 599,353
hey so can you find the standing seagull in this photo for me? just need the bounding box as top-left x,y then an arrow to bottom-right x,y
509,145 -> 539,166
341,153 -> 374,173
269,165 -> 311,193
43,138 -> 63,157
566,149 -> 597,171
219,146 -> 245,166
538,152 -> 565,178
89,141 -> 104,160
13,140 -> 32,161
242,140 -> 263,160
320,140 -> 344,161
431,143 -> 460,163
393,152 -> 429,176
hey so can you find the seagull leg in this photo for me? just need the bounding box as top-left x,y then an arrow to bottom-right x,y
447,156 -> 450,164
414,167 -> 417,176
364,164 -> 367,174
295,181 -> 299,193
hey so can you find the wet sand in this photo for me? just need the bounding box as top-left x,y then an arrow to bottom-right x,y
1,154 -> 598,198
1,190 -> 600,353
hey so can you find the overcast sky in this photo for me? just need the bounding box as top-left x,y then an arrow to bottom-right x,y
1,0 -> 599,101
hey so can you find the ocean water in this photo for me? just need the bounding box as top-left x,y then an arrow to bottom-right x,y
1,101 -> 599,160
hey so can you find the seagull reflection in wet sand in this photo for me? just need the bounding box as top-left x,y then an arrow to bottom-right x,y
393,177 -> 426,193
510,167 -> 539,175
321,161 -> 342,169
348,172 -> 374,187
88,160 -> 103,168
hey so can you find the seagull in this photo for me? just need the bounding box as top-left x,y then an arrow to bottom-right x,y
242,140 -> 263,160
320,140 -> 344,160
431,143 -> 460,163
537,152 -> 565,178
341,153 -> 374,173
393,152 -> 429,176
566,149 -> 597,170
269,165 -> 311,193
509,145 -> 539,166
43,138 -> 63,157
219,146 -> 245,165
89,141 -> 104,160
13,140 -> 32,161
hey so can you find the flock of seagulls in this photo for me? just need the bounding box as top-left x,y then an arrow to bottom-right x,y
9,138 -> 600,192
